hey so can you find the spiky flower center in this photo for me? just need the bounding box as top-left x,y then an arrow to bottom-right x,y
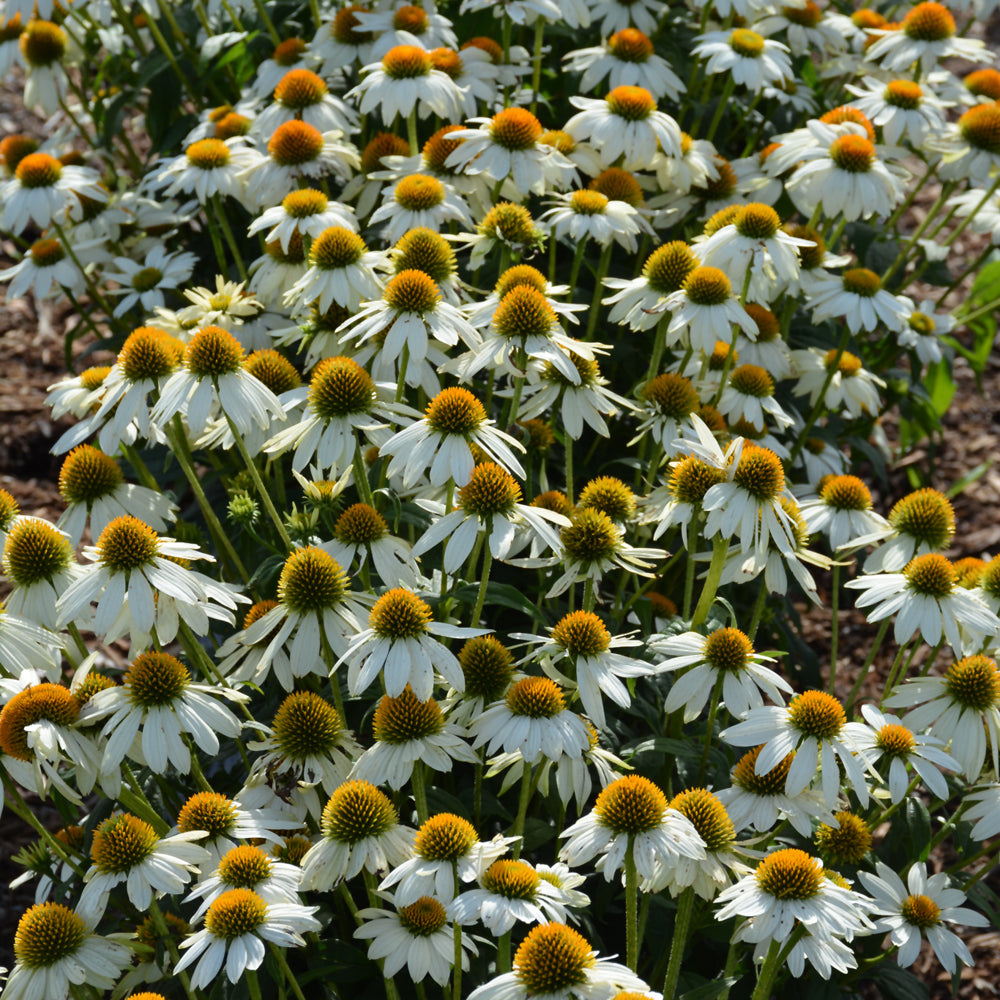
608,28 -> 653,62
218,845 -> 273,888
669,456 -> 725,505
186,138 -> 231,169
730,364 -> 774,398
373,686 -> 444,743
606,85 -> 656,121
551,610 -> 611,657
595,775 -> 666,834
733,444 -> 785,501
14,903 -> 86,968
959,104 -> 1000,155
945,655 -> 1000,711
361,131 -> 410,173
733,745 -> 794,795
885,80 -> 923,109
0,134 -> 37,173
903,1 -> 954,40
332,6 -> 373,45
506,676 -> 566,718
783,1 -> 821,26
14,151 -> 61,188
965,69 -> 1000,101
483,859 -> 540,899
820,107 -> 876,142
274,68 -> 327,108
422,125 -> 463,172
268,120 -> 325,166
310,226 -> 366,270
903,552 -> 955,598
888,488 -> 954,548
590,167 -> 643,207
430,47 -> 462,78
245,350 -> 301,395
267,233 -> 306,264
954,557 -> 986,588
118,326 -> 184,381
273,690 -> 343,758
395,173 -> 446,211
493,285 -> 557,341
735,203 -> 781,240
477,202 -> 539,243
322,780 -> 397,843
425,386 -> 486,435
125,651 -> 190,707
278,546 -> 349,613
669,787 -> 734,851
683,265 -> 732,306
729,28 -> 765,57
704,204 -> 741,236
642,373 -> 699,418
756,848 -> 824,899
515,923 -> 595,994
273,37 -> 307,65
459,462 -> 522,516
459,636 -> 514,701
415,813 -> 477,861
27,237 -> 65,267
205,888 -> 268,939
820,475 -> 872,511
815,811 -> 871,866
399,897 -> 448,935
569,190 -> 608,216
495,264 -> 547,298
185,324 -> 245,377
58,445 -> 123,506
393,227 -> 456,283
703,627 -> 754,673
369,588 -> 432,639
876,723 -> 916,756
490,107 -> 543,150
282,188 -> 329,218
308,356 -> 375,420
787,690 -> 845,739
382,44 -> 432,79
335,503 -> 388,545
829,135 -> 875,173
902,893 -> 942,927
91,813 -> 158,874
578,477 -> 635,522
177,792 -> 238,838
0,684 -> 80,761
561,508 -> 620,564
384,268 -> 440,313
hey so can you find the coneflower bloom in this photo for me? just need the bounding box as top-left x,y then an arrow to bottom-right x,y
858,488 -> 955,574
282,225 -> 384,314
564,28 -> 685,100
692,28 -> 793,92
1,518 -> 80,628
156,136 -> 257,202
0,151 -> 106,234
865,2 -> 988,74
247,188 -> 358,251
369,172 -> 474,243
339,587 -> 486,700
254,67 -> 357,138
798,475 -> 890,551
185,844 -> 304,921
300,780 -> 415,887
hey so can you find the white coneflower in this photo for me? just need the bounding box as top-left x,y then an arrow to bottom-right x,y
350,686 -> 478,790
692,28 -> 793,92
897,297 -> 952,365
798,475 -> 890,551
300,780 -> 415,887
283,225 -> 384,315
324,502 -> 419,589
603,241 -> 700,332
0,233 -> 108,302
866,2 -> 988,75
20,19 -> 70,115
450,858 -> 569,935
254,67 -> 357,138
156,136 -> 257,202
355,3 -> 457,59
346,44 -> 465,124
807,267 -> 907,333
844,77 -> 947,146
185,844 -> 304,921
0,151 -> 106,234
380,386 -> 526,488
104,245 -> 197,319
564,85 -> 683,170
0,517 -> 80,629
663,265 -> 759,355
540,189 -> 651,252
445,108 -> 577,198
564,28 -> 684,100
247,188 -> 357,251
370,172 -> 473,243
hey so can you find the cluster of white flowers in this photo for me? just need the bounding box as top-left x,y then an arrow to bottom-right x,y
1,0 -> 1000,998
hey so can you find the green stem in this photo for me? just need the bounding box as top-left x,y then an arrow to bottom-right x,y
956,293 -> 1000,327
564,432 -> 574,504
396,342 -> 410,404
881,182 -> 956,285
644,313 -> 672,386
662,887 -> 695,1000
248,970 -> 263,1000
704,76 -> 736,144
407,110 -> 420,157
880,640 -> 913,706
828,561 -> 840,694
583,576 -> 596,612
787,328 -> 850,465
211,195 -> 249,282
936,242 -> 997,306
223,410 -> 292,551
530,19 -> 545,117
585,243 -> 614,341
884,160 -> 937,231
412,760 -> 429,825
625,837 -> 639,971
747,580 -> 769,643
1,773 -> 86,876
270,943 -> 310,1000
568,241 -> 587,294
750,939 -> 782,1000
698,672 -> 726,783
497,931 -> 512,973
691,536 -> 728,628
472,544 -> 493,625
251,0 -> 281,43
120,763 -> 170,835
452,865 -> 464,1000
511,764 -> 535,858
150,900 -> 203,1000
844,618 -> 891,712
353,443 -> 377,509
167,416 -> 250,586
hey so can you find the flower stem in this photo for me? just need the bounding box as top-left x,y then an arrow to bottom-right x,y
407,110 -> 420,157
0,772 -> 86,876
270,942 -> 310,1000
247,970 -> 264,1000
412,760 -> 429,824
472,544 -> 494,626
828,561 -> 841,694
844,618 -> 890,712
747,580 -> 769,643
511,763 -> 535,858
625,836 -> 639,971
211,195 -> 248,282
585,243 -> 614,340
704,76 -> 736,145
698,671 -> 726,783
661,886 -> 695,1000
223,410 -> 293,552
497,930 -> 512,973
692,536 -> 728,628
787,327 -> 850,465
530,19 -> 545,116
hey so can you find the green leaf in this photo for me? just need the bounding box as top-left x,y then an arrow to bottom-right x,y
622,736 -> 700,762
945,460 -> 993,499
923,359 -> 957,417
451,582 -> 548,624
676,976 -> 740,1000
904,796 -> 932,862
868,962 -> 930,1000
